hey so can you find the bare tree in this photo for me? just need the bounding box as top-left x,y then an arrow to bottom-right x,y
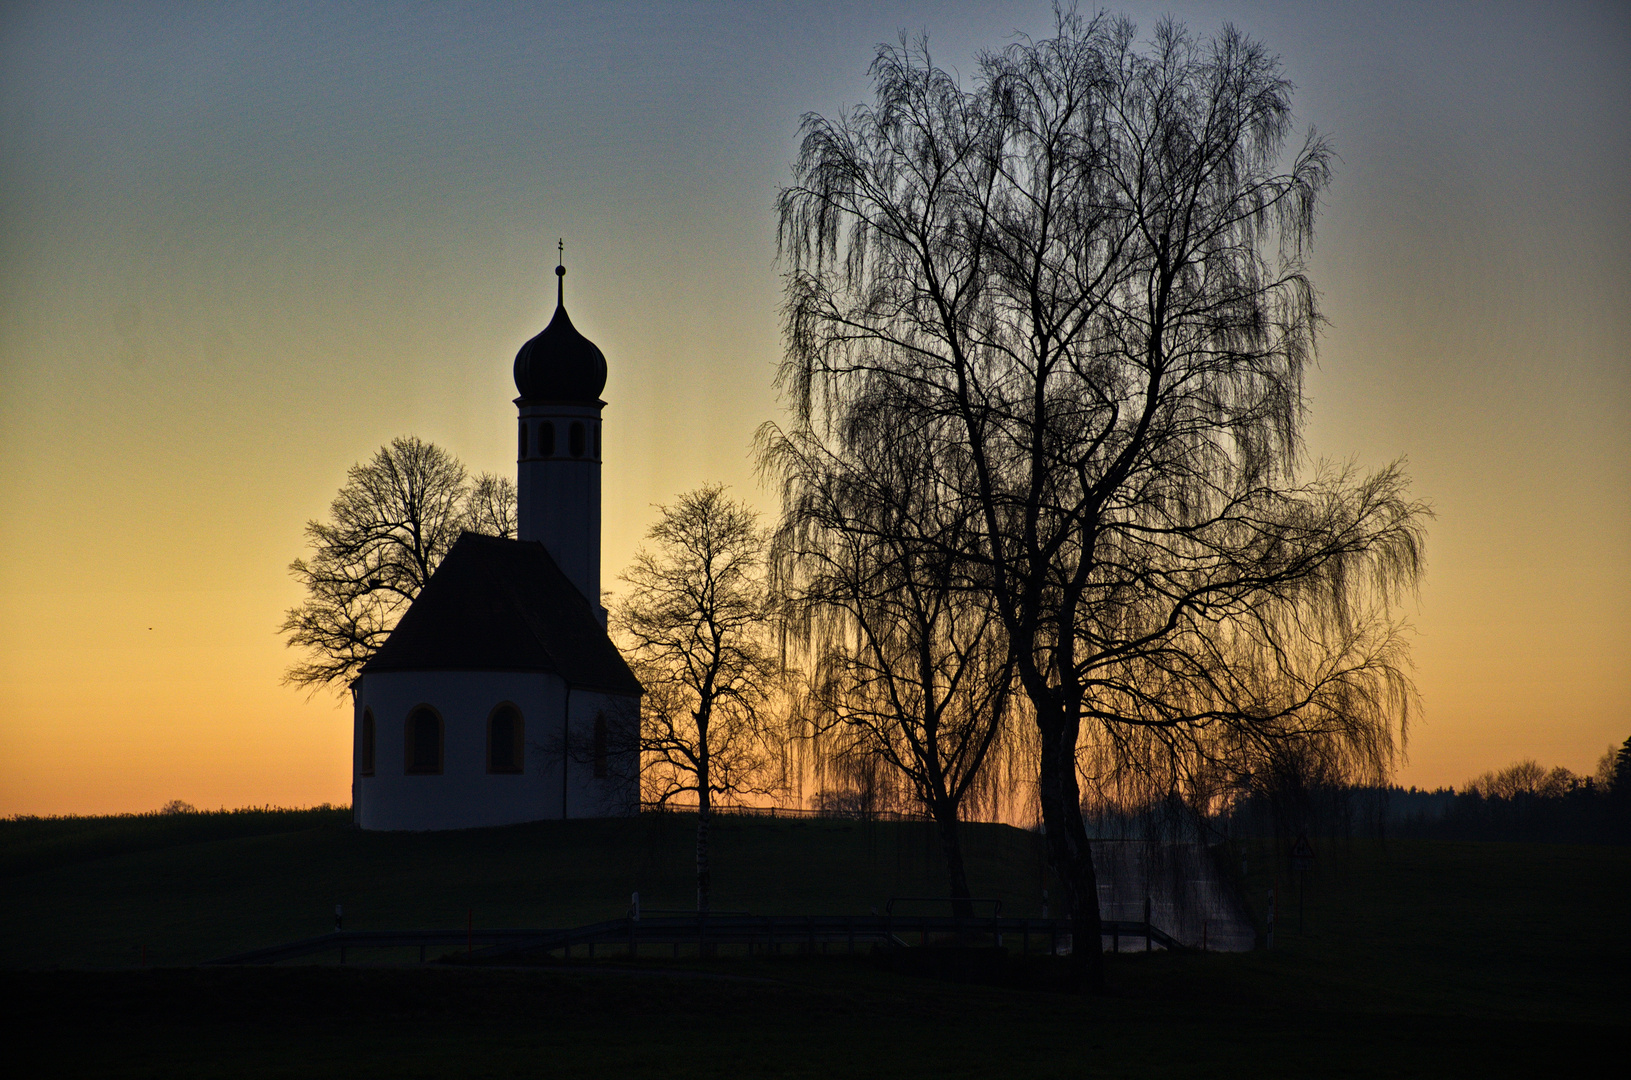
774,12 -> 1426,986
464,472 -> 519,539
614,485 -> 781,912
1465,760 -> 1580,801
769,406 -> 1016,913
281,436 -> 516,692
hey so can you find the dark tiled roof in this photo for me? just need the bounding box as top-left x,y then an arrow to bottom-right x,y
360,532 -> 640,695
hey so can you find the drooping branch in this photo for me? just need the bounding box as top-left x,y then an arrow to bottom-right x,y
771,9 -> 1426,986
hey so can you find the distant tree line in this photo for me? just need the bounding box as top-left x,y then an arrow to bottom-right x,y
1380,742 -> 1631,845
1206,739 -> 1631,847
1068,738 -> 1631,849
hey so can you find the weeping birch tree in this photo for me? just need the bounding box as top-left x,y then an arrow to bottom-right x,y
773,11 -> 1427,987
769,405 -> 1016,913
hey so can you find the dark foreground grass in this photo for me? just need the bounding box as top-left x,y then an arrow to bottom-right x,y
7,959 -> 1617,1080
3,811 -> 1626,1078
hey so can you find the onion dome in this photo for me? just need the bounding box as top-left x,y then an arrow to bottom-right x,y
513,263 -> 607,403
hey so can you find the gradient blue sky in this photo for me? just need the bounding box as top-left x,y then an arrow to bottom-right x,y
1,1 -> 1626,814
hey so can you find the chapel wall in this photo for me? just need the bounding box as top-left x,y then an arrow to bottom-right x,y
353,670 -> 639,830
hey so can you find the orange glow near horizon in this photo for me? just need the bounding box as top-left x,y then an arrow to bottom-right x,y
2,2 -> 1626,816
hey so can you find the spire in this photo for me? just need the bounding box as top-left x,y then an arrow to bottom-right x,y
514,239 -> 606,403
556,238 -> 565,308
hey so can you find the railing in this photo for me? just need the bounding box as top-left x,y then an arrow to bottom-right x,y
638,803 -> 931,822
206,912 -> 1190,966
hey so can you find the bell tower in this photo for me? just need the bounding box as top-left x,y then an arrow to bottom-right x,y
512,245 -> 606,622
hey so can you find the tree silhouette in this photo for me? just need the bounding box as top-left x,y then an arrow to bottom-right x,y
614,485 -> 782,912
1465,760 -> 1579,800
1610,736 -> 1631,806
280,436 -> 516,693
769,403 -> 1015,912
774,11 -> 1426,987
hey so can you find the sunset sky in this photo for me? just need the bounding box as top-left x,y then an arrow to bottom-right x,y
1,1 -> 1626,816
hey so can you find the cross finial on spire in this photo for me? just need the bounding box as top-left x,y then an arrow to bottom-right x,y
555,238 -> 566,307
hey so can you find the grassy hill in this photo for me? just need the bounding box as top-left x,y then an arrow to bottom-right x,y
0,808 -> 1051,968
4,809 -> 1626,1078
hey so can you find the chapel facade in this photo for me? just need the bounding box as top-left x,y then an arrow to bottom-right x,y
349,259 -> 642,830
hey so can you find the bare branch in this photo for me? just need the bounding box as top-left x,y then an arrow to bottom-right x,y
280,436 -> 518,695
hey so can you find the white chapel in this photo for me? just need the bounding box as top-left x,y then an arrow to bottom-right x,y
349,259 -> 642,830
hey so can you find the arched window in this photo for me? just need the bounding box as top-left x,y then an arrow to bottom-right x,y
488,704 -> 524,774
569,421 -> 585,458
405,706 -> 443,775
593,423 -> 601,460
593,713 -> 609,779
518,421 -> 529,459
540,421 -> 556,457
359,708 -> 375,776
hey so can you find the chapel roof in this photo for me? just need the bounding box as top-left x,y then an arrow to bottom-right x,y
360,532 -> 640,695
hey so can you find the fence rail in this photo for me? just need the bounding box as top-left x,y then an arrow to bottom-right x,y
206,913 -> 1190,966
638,803 -> 932,822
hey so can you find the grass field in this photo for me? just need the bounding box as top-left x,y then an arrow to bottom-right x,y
4,809 -> 1626,1078
1,809 -> 1051,967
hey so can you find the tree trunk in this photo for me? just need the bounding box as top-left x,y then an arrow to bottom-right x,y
695,799 -> 710,915
1036,713 -> 1104,991
931,799 -> 975,920
696,719 -> 711,914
